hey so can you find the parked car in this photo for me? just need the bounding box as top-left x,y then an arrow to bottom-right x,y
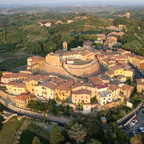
140,127 -> 144,133
137,129 -> 142,134
129,121 -> 135,127
132,118 -> 139,123
132,131 -> 136,136
127,123 -> 132,129
128,122 -> 133,128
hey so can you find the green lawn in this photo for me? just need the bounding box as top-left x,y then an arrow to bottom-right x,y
0,49 -> 31,71
74,59 -> 92,65
19,129 -> 49,144
0,116 -> 22,144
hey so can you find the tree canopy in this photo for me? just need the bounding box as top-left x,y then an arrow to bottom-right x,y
50,125 -> 65,144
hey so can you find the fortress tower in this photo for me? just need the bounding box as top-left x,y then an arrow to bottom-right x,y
63,41 -> 68,51
46,53 -> 62,66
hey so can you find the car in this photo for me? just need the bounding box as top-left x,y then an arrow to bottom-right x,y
132,118 -> 139,123
140,127 -> 144,133
142,104 -> 144,108
130,121 -> 135,126
132,131 -> 136,136
137,129 -> 142,134
128,122 -> 133,128
127,123 -> 132,129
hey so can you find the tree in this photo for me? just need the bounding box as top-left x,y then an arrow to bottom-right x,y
27,100 -> 45,111
50,125 -> 65,144
88,139 -> 102,144
32,136 -> 40,144
66,122 -> 87,144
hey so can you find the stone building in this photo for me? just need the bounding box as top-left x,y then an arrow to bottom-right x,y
72,89 -> 91,105
137,79 -> 144,93
63,41 -> 68,51
6,81 -> 26,96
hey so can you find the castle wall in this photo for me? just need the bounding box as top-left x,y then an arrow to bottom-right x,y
40,57 -> 101,80
64,59 -> 101,78
39,62 -> 75,80
46,53 -> 62,66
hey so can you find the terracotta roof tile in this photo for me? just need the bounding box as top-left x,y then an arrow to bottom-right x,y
72,89 -> 91,95
73,82 -> 94,89
16,94 -> 31,100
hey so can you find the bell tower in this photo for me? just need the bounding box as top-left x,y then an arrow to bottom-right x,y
63,41 -> 68,51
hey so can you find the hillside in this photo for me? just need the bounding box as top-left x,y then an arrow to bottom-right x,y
0,7 -> 144,71
0,12 -> 112,70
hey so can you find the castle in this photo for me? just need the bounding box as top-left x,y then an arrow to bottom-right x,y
40,46 -> 102,80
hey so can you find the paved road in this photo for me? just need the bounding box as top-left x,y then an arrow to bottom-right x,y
4,106 -> 67,126
0,96 -> 71,126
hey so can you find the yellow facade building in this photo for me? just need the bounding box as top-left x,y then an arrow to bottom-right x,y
27,56 -> 45,74
119,84 -> 133,99
6,81 -> 26,95
124,69 -> 133,78
72,89 -> 91,105
72,82 -> 96,98
15,93 -> 31,108
34,82 -> 57,100
25,75 -> 42,94
132,55 -> 144,68
137,79 -> 144,93
110,65 -> 124,76
55,80 -> 73,101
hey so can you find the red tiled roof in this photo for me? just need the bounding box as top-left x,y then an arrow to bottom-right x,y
1,74 -> 11,79
16,94 -> 31,100
96,84 -> 107,89
72,89 -> 91,95
28,56 -> 45,61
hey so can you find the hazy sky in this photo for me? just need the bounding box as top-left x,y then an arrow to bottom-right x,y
0,0 -> 144,5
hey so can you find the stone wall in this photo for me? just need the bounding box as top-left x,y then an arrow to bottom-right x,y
0,90 -> 16,103
39,59 -> 101,80
64,59 -> 101,78
117,102 -> 142,127
2,114 -> 18,123
39,62 -> 75,80
0,96 -> 71,124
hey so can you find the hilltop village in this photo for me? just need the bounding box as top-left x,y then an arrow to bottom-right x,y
1,31 -> 144,114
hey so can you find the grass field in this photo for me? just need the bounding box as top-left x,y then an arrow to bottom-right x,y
19,129 -> 49,144
0,116 -> 23,144
74,59 -> 92,65
0,49 -> 31,71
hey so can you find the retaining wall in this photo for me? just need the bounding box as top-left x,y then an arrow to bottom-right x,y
64,59 -> 101,78
117,102 -> 142,126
